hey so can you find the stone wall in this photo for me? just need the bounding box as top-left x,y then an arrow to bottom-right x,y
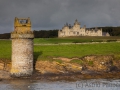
11,38 -> 33,77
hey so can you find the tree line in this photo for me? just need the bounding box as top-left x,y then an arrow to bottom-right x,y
0,30 -> 58,39
34,30 -> 58,38
0,27 -> 120,39
101,27 -> 120,36
0,33 -> 10,39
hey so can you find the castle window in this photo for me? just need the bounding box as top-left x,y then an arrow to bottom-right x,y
73,32 -> 76,34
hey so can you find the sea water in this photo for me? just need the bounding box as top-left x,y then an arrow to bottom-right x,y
0,79 -> 120,90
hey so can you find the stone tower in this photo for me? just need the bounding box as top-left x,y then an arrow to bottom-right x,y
10,17 -> 34,77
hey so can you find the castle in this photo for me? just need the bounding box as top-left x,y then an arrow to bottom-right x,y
58,20 -> 103,37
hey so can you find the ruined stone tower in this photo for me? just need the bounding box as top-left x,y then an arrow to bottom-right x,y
10,17 -> 34,77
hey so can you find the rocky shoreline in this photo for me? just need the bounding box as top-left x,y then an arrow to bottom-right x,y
0,55 -> 120,81
0,70 -> 120,81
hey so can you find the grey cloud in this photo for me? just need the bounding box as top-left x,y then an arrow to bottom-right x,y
0,0 -> 120,33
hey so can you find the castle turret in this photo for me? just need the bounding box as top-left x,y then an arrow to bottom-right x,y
10,17 -> 34,77
74,19 -> 80,25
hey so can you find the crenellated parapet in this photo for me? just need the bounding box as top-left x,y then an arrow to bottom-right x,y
11,17 -> 34,39
14,17 -> 32,33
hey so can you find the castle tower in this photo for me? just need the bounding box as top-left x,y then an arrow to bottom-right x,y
74,19 -> 80,25
10,17 -> 34,77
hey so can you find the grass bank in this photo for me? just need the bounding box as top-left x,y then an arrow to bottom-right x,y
0,38 -> 120,62
0,40 -> 11,60
34,42 -> 120,61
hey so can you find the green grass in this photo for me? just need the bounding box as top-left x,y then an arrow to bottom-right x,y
0,40 -> 11,60
1,38 -> 120,62
34,42 -> 120,60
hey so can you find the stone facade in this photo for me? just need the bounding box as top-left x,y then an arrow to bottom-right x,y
58,20 -> 103,37
10,17 -> 34,77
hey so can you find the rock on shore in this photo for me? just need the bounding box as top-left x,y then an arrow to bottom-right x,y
0,70 -> 11,79
0,55 -> 120,80
35,61 -> 82,74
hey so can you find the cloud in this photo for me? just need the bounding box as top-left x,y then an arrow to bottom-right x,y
0,0 -> 120,33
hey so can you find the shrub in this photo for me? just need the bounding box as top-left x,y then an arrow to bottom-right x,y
107,40 -> 117,42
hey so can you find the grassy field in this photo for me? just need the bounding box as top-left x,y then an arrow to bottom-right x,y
0,40 -> 11,60
34,42 -> 120,61
0,37 -> 120,61
34,36 -> 120,44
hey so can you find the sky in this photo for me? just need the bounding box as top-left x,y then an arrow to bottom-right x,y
0,0 -> 120,33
